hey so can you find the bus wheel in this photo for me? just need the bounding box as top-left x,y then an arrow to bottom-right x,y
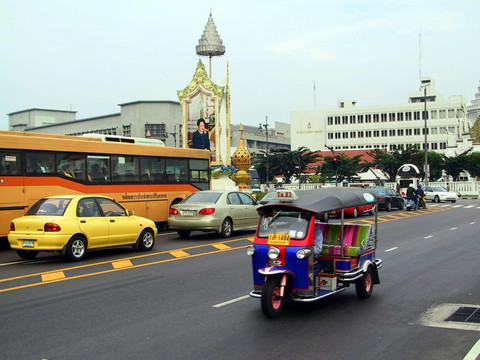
17,250 -> 38,260
65,236 -> 87,261
356,267 -> 374,299
137,229 -> 155,251
219,218 -> 232,238
261,277 -> 285,318
177,230 -> 191,239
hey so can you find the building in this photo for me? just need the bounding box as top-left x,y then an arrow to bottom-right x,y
8,102 -> 291,154
230,122 -> 290,155
467,81 -> 480,123
8,101 -> 184,148
291,78 -> 469,153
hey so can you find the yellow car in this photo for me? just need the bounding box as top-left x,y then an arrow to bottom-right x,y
8,195 -> 157,261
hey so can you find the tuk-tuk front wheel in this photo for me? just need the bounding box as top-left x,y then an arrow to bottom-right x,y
261,277 -> 285,318
355,267 -> 374,299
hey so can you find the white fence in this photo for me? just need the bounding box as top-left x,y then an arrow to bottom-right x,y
280,181 -> 480,197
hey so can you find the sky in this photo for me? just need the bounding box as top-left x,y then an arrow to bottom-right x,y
1,0 -> 479,131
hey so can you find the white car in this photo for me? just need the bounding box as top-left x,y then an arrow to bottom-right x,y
423,186 -> 458,203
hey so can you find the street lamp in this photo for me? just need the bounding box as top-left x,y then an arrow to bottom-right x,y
422,83 -> 429,185
259,116 -> 269,185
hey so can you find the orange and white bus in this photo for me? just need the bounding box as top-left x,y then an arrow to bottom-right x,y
0,131 -> 210,242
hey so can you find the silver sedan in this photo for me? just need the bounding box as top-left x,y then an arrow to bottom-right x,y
168,190 -> 260,239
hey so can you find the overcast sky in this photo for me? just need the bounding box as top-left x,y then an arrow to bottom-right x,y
1,0 -> 479,131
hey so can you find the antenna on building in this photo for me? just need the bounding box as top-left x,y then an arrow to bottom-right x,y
418,29 -> 422,86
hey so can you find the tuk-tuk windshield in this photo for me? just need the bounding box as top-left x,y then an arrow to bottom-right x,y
258,210 -> 309,240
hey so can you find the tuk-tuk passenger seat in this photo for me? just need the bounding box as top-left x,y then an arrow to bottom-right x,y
314,222 -> 374,257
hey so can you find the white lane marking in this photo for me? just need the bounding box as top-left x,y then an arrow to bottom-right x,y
424,235 -> 433,239
213,295 -> 250,308
471,222 -> 476,225
0,260 -> 30,266
450,227 -> 458,230
463,205 -> 475,209
452,205 -> 463,208
464,337 -> 480,360
158,232 -> 176,236
385,247 -> 398,252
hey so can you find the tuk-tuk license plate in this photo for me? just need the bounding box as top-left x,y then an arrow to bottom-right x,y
268,234 -> 291,245
22,240 -> 35,248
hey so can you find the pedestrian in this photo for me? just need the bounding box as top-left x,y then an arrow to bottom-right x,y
192,118 -> 210,150
446,183 -> 450,191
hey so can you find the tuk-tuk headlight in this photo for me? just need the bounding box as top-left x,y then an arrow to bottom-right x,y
267,246 -> 280,260
296,248 -> 312,259
246,246 -> 255,256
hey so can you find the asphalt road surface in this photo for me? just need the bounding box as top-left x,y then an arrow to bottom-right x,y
1,200 -> 479,360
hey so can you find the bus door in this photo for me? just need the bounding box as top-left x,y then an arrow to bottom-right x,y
0,151 -> 26,237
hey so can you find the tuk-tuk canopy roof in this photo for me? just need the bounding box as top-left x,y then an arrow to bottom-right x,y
258,187 -> 377,214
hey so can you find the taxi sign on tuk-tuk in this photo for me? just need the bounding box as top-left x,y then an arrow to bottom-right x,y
272,190 -> 298,202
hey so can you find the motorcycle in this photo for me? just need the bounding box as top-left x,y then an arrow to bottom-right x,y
246,188 -> 382,318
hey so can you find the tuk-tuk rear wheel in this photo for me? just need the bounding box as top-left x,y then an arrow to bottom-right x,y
261,277 -> 285,318
355,267 -> 373,299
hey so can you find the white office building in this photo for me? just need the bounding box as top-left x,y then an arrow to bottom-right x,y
291,78 -> 469,153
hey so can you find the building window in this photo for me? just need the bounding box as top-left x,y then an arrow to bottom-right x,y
373,114 -> 379,123
328,133 -> 333,139
122,124 -> 131,137
439,110 -> 446,119
448,109 -> 455,118
389,113 -> 396,122
358,115 -> 364,123
350,131 -> 356,138
398,129 -> 404,136
358,131 -> 364,138
431,127 -> 438,135
365,130 -> 372,137
440,142 -> 447,149
349,115 -> 356,124
414,111 -> 420,120
342,116 -> 348,124
335,132 -> 341,139
145,123 -> 166,140
342,132 -> 348,138
406,129 -> 412,136
430,110 -> 437,119
381,130 -> 387,136
397,112 -> 404,121
414,128 -> 421,135
406,112 -> 412,121
389,129 -> 396,136
335,116 -> 340,125
373,130 -> 379,137
328,117 -> 333,125
422,128 -> 429,135
381,113 -> 387,122
366,114 -> 372,123
431,143 -> 438,150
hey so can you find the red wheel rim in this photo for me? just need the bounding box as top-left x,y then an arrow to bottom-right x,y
365,272 -> 372,293
272,286 -> 282,310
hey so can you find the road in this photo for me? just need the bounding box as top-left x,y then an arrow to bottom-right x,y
1,200 -> 479,360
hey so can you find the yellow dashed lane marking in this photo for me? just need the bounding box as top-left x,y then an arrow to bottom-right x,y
170,250 -> 190,258
212,243 -> 232,250
41,272 -> 65,282
112,260 -> 133,269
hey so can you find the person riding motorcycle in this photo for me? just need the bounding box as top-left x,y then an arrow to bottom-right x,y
406,183 -> 417,209
416,184 -> 426,209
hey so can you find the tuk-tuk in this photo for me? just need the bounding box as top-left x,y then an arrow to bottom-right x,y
246,188 -> 382,318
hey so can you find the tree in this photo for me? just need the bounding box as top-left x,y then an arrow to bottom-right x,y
322,153 -> 365,183
464,152 -> 480,178
442,153 -> 468,181
269,147 -> 321,184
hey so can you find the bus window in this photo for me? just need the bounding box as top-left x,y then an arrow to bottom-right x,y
189,159 -> 209,183
111,155 -> 139,182
0,151 -> 22,175
166,158 -> 188,183
57,153 -> 87,181
87,155 -> 110,184
140,157 -> 164,183
26,152 -> 55,175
